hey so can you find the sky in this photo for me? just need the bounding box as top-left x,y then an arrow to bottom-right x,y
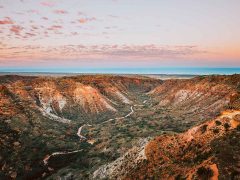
0,0 -> 240,71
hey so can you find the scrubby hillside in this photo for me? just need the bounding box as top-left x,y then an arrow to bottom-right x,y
1,75 -> 160,123
0,75 -> 161,179
95,110 -> 240,180
0,74 -> 239,179
148,74 -> 240,132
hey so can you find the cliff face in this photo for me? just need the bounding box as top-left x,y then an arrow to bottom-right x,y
0,75 -> 161,124
147,75 -> 240,132
150,75 -> 240,109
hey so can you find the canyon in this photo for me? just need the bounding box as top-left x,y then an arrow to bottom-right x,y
0,74 -> 240,179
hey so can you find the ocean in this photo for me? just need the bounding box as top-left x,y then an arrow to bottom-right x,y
0,67 -> 240,75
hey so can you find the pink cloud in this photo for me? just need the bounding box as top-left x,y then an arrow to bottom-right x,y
0,44 -> 215,65
47,25 -> 62,30
78,18 -> 87,24
52,25 -> 62,29
10,25 -> 23,35
42,17 -> 48,20
78,17 -> 96,24
40,1 -> 55,7
25,32 -> 36,37
0,17 -> 13,25
31,25 -> 38,30
71,32 -> 78,36
53,10 -> 68,14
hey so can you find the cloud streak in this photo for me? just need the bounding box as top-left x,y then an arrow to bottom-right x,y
40,1 -> 55,7
0,44 -> 209,61
47,25 -> 62,30
10,25 -> 23,35
78,17 -> 97,24
0,0 -> 239,68
53,10 -> 68,14
0,17 -> 13,25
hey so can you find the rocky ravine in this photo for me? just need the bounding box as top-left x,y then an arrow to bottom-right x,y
93,138 -> 150,180
1,74 -> 240,179
99,110 -> 240,180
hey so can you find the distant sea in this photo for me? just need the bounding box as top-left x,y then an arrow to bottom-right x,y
0,67 -> 240,75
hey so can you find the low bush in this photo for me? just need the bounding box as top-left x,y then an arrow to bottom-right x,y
197,167 -> 214,180
215,120 -> 222,126
224,123 -> 230,130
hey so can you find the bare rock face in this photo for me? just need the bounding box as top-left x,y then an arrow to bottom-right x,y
103,86 -> 132,104
34,80 -> 116,119
151,80 -> 233,111
1,75 -> 160,123
93,138 -> 150,180
73,83 -> 117,114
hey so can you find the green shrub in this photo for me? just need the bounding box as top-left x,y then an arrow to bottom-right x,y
224,123 -> 230,130
197,167 -> 214,180
175,174 -> 186,180
236,125 -> 240,131
215,120 -> 222,126
213,128 -> 219,134
200,124 -> 208,133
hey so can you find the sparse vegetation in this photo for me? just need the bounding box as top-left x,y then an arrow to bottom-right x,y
237,125 -> 240,131
215,120 -> 222,126
213,128 -> 220,134
224,123 -> 231,130
200,124 -> 208,133
1,74 -> 240,179
197,167 -> 214,180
